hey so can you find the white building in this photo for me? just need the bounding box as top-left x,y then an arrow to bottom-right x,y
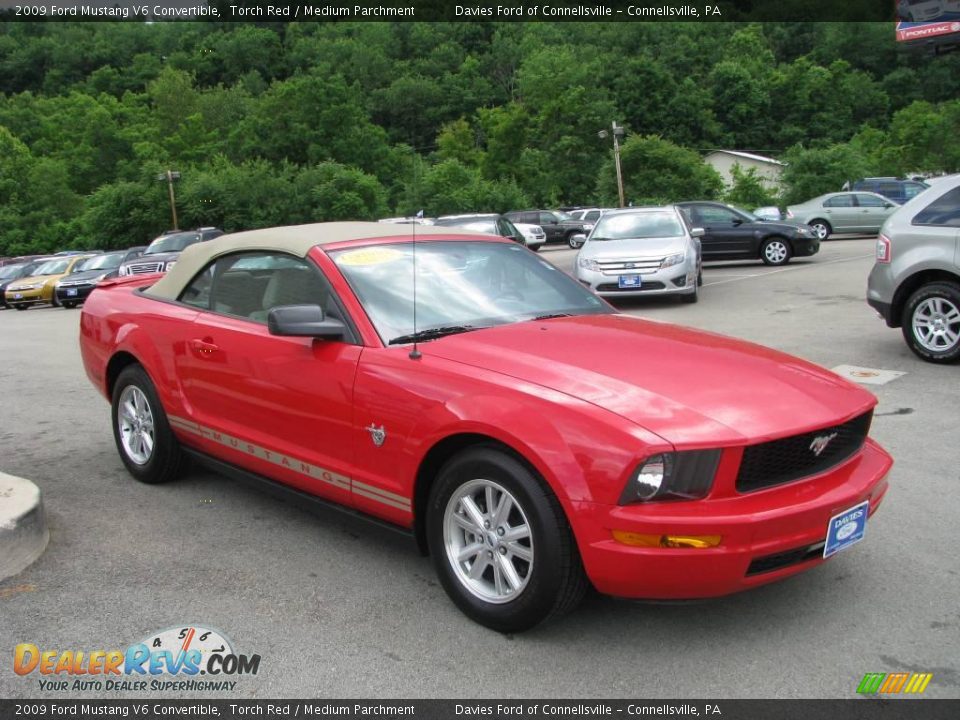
703,150 -> 784,190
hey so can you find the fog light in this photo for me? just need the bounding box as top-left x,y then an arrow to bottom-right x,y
612,531 -> 721,548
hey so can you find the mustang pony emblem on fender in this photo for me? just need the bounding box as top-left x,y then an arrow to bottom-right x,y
809,431 -> 838,457
366,424 -> 386,447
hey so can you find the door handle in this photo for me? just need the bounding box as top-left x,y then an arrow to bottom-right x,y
190,339 -> 220,356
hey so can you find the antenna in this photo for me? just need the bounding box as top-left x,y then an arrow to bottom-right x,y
409,209 -> 422,361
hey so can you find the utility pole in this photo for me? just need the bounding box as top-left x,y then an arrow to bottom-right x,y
157,170 -> 181,230
598,122 -> 626,208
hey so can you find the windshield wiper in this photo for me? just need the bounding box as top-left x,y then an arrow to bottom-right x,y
531,312 -> 574,321
389,325 -> 478,345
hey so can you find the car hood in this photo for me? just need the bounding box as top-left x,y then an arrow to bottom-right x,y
121,252 -> 180,266
60,268 -> 120,283
426,314 -> 875,447
581,236 -> 686,258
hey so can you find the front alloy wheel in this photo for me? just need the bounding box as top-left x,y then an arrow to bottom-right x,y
903,283 -> 960,363
761,238 -> 791,266
427,447 -> 587,632
443,479 -> 533,603
809,220 -> 831,241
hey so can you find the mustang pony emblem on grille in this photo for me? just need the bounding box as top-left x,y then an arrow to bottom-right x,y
365,424 -> 386,447
809,431 -> 838,457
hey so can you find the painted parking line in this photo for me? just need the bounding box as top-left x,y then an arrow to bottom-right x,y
703,254 -> 874,287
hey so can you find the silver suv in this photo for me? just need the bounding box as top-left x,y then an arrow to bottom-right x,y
867,175 -> 960,363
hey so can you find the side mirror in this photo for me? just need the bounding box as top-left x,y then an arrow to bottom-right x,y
268,304 -> 345,339
690,228 -> 705,238
731,218 -> 743,226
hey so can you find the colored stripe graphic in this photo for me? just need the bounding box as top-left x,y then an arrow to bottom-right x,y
857,672 -> 933,694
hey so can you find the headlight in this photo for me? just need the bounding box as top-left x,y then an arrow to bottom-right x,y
578,257 -> 601,271
165,261 -> 176,271
661,252 -> 686,269
618,450 -> 722,504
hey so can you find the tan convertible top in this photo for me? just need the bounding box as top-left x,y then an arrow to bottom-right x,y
145,221 -> 492,300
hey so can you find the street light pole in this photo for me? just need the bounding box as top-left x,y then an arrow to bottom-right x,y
598,122 -> 626,208
157,170 -> 181,230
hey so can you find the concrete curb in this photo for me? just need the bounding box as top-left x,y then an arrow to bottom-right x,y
0,472 -> 49,581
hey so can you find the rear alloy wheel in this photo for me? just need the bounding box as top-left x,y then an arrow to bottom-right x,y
761,237 -> 791,266
902,282 -> 960,364
112,364 -> 186,483
567,233 -> 583,249
427,447 -> 587,632
809,220 -> 831,241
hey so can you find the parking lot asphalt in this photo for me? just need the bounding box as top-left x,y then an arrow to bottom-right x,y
1,236 -> 958,700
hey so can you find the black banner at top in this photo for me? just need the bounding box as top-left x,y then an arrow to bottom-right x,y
0,0 -> 897,23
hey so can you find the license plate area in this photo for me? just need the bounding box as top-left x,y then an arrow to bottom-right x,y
618,275 -> 641,289
823,500 -> 869,558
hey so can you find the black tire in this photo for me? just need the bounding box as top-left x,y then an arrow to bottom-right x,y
426,446 -> 588,632
809,219 -> 831,241
530,244 -> 542,253
62,301 -> 77,309
50,292 -> 59,308
697,262 -> 703,287
760,237 -> 792,266
13,304 -> 27,311
111,364 -> 186,484
901,282 -> 960,364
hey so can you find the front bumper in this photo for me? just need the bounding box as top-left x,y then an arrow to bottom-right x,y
572,439 -> 892,599
4,287 -> 48,306
55,284 -> 96,304
793,236 -> 820,257
577,264 -> 697,298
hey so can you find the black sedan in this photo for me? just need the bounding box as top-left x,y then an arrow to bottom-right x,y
54,247 -> 145,308
675,202 -> 819,266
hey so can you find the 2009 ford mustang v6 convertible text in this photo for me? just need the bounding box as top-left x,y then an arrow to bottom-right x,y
80,223 -> 892,631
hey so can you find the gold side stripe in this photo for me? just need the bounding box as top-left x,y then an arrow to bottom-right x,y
352,479 -> 411,507
167,415 -> 410,510
352,486 -> 412,512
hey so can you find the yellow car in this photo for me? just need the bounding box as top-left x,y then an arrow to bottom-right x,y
5,255 -> 94,310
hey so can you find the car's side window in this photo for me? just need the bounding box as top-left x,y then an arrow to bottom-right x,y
697,206 -> 738,225
912,187 -> 960,227
855,194 -> 886,207
539,212 -> 557,225
824,195 -> 854,208
179,265 -> 215,309
178,252 -> 354,339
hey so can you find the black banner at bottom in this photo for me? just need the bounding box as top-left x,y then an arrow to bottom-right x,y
2,700 -> 960,720
8,700 -> 960,720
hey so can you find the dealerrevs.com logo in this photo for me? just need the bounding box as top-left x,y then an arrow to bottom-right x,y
14,625 -> 261,693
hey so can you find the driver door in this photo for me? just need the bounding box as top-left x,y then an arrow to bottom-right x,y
172,250 -> 361,505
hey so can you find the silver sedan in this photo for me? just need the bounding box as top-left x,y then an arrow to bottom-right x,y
786,192 -> 900,240
574,207 -> 702,303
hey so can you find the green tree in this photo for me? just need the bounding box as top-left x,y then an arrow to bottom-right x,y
724,164 -> 779,209
596,135 -> 723,205
780,144 -> 870,204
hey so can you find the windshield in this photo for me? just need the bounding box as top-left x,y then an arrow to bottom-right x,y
591,211 -> 685,240
331,241 -> 609,345
434,218 -> 498,234
732,206 -> 760,221
32,258 -> 72,275
146,232 -> 200,254
77,252 -> 125,272
0,264 -> 26,280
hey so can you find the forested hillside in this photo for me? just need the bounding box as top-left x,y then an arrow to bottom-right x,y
1,21 -> 958,254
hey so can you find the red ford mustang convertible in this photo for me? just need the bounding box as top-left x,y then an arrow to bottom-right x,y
80,223 -> 892,631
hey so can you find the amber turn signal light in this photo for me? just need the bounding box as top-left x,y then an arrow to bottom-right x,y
612,531 -> 722,549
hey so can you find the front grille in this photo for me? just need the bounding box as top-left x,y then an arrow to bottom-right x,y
597,258 -> 663,274
596,281 -> 666,292
736,411 -> 873,493
746,541 -> 825,576
128,262 -> 164,275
